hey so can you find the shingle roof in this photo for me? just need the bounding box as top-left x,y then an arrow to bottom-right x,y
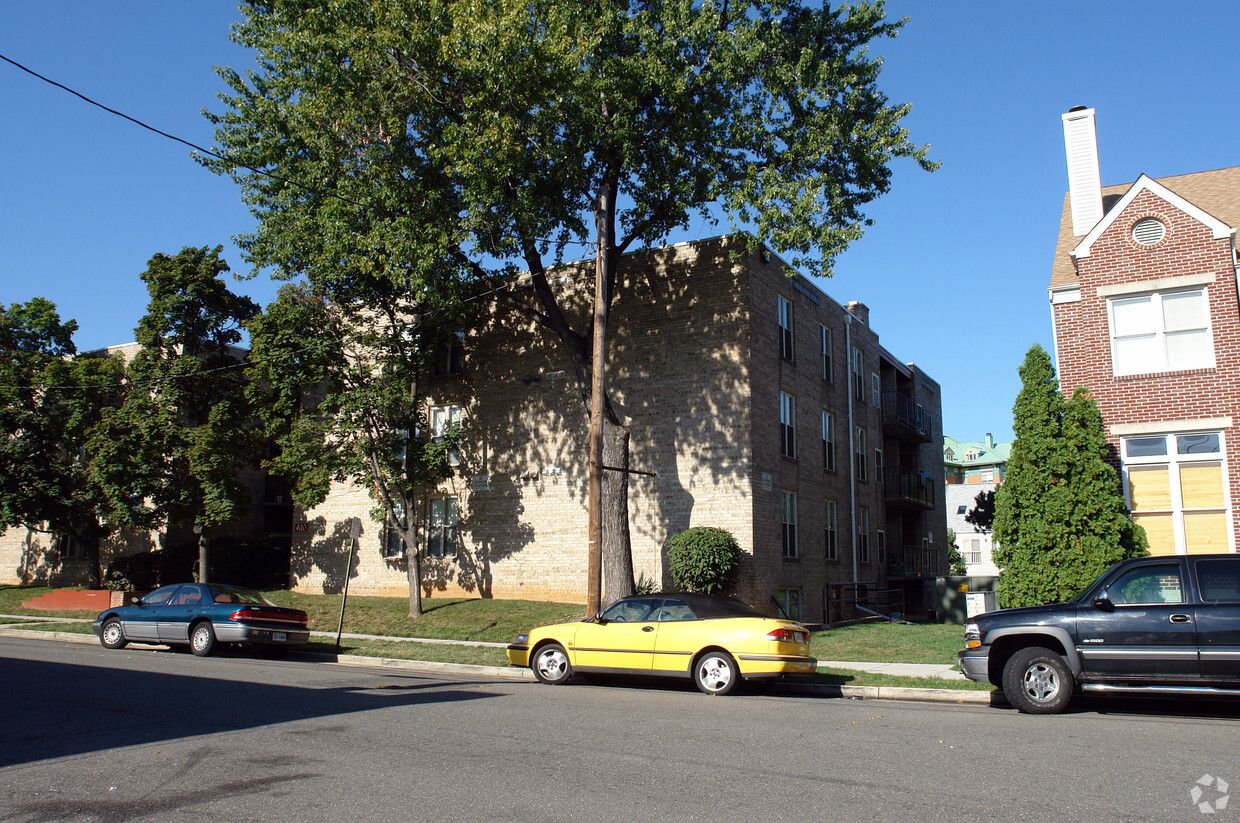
943,436 -> 1011,468
1049,165 -> 1240,289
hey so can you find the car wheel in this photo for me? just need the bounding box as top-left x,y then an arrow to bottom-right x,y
100,618 -> 127,650
1002,646 -> 1073,714
190,622 -> 217,657
531,643 -> 572,685
693,650 -> 738,696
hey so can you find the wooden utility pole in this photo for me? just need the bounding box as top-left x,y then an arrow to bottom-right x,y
586,186 -> 614,617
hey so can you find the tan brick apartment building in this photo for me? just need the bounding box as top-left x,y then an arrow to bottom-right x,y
2,235 -> 945,622
290,235 -> 946,622
1050,107 -> 1240,556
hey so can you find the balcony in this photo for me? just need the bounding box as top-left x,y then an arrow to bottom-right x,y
881,391 -> 932,442
887,544 -> 941,579
883,466 -> 935,509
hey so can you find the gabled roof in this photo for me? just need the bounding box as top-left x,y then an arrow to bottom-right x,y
943,436 -> 1011,468
1050,165 -> 1240,289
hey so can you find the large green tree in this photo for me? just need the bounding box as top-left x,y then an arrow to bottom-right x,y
992,345 -> 1145,607
0,299 -> 126,586
92,247 -> 261,582
206,0 -> 934,603
246,282 -> 461,616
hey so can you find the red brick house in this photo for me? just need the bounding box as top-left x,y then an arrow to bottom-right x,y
1050,107 -> 1240,556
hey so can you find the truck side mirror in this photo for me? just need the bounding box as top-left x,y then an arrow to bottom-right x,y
1092,593 -> 1115,612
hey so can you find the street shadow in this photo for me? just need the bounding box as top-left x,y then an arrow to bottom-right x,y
0,652 -> 497,769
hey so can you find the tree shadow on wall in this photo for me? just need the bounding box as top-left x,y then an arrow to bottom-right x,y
290,517 -> 362,595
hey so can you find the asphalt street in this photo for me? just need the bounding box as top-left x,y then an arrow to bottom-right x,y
1,636 -> 1237,822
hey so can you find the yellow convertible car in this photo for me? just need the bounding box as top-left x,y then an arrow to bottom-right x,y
506,593 -> 817,695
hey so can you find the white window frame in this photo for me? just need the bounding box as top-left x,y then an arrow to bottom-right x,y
431,405 -> 463,466
781,490 -> 799,559
824,499 -> 838,560
427,496 -> 459,558
780,392 -> 797,459
1107,287 -> 1215,376
855,426 -> 867,482
778,295 -> 795,362
872,373 -> 881,407
822,410 -> 835,471
851,347 -> 864,401
858,506 -> 870,563
820,324 -> 832,382
1121,430 -> 1234,555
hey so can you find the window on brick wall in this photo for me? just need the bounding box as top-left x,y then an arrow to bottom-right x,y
776,588 -> 801,621
431,405 -> 463,466
1123,431 -> 1230,556
855,426 -> 867,481
781,491 -> 798,559
824,499 -> 838,560
427,496 -> 458,557
778,295 -> 795,362
382,500 -> 410,558
1108,287 -> 1214,376
857,506 -> 870,563
872,373 -> 881,407
851,347 -> 864,400
780,392 -> 796,458
822,411 -> 835,471
820,324 -> 832,381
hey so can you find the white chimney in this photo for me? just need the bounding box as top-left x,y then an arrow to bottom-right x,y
1062,106 -> 1103,236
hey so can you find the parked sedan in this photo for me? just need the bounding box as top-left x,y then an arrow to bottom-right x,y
506,593 -> 817,695
92,583 -> 310,658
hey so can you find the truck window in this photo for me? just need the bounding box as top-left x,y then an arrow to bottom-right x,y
1196,558 -> 1240,603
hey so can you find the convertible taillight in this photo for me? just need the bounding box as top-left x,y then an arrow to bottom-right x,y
767,628 -> 807,644
229,608 -> 308,628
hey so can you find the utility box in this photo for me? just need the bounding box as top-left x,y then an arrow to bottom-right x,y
936,576 -> 999,624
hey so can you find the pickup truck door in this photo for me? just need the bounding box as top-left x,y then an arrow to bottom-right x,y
1075,560 -> 1198,680
1192,557 -> 1240,680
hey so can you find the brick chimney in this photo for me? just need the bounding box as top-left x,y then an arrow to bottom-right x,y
846,301 -> 869,325
1062,106 -> 1103,236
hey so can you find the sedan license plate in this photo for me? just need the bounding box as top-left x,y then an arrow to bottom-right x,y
273,631 -> 287,642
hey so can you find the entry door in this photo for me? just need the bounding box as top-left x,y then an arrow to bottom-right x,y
1193,557 -> 1240,680
158,585 -> 206,643
1076,561 -> 1197,680
572,597 -> 659,672
123,585 -> 181,642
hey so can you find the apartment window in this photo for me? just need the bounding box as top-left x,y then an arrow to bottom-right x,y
820,324 -> 832,382
965,538 -> 982,566
53,534 -> 86,561
776,588 -> 802,621
851,347 -> 864,400
1109,287 -> 1214,376
431,405 -> 463,466
778,295 -> 795,362
432,330 -> 466,376
382,500 -> 409,558
875,448 -> 883,484
877,529 -> 886,564
855,427 -> 867,481
822,411 -> 835,471
824,500 -> 838,560
427,496 -> 459,557
1123,431 -> 1231,555
858,506 -> 870,563
780,392 -> 797,459
781,491 -> 799,559
872,373 -> 881,407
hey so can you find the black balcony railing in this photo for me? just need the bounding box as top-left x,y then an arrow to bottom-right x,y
887,544 -> 941,579
883,466 -> 935,509
881,391 -> 932,442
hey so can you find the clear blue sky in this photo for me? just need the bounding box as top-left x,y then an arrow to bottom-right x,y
6,2 -> 1240,443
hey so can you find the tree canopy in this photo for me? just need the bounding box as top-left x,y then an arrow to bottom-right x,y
206,0 -> 934,604
992,345 -> 1145,607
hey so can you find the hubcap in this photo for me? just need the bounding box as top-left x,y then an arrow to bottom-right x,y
699,656 -> 732,692
193,628 -> 209,651
537,649 -> 567,680
1022,662 -> 1061,703
103,624 -> 120,644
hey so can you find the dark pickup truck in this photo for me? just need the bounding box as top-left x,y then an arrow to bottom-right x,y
959,553 -> 1240,713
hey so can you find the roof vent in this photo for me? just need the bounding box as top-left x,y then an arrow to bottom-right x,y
1132,217 -> 1166,246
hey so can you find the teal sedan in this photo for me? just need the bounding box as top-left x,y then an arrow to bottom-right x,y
92,582 -> 310,658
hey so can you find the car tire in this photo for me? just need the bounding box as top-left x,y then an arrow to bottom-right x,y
693,650 -> 738,696
531,643 -> 572,685
100,618 -> 127,650
1002,646 -> 1073,714
190,622 -> 217,657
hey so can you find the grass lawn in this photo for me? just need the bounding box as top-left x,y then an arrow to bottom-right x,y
810,621 -> 966,667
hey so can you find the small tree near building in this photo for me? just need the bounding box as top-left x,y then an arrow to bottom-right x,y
992,345 -> 1145,608
946,528 -> 966,576
665,527 -> 742,596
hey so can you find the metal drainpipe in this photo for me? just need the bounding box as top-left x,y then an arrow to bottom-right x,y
845,313 -> 858,586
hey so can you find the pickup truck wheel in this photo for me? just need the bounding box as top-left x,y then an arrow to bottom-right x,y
1002,647 -> 1073,714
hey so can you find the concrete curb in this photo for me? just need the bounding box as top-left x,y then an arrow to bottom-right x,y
0,625 -> 1000,704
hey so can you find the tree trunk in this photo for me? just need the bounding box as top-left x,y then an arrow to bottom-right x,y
83,536 -> 102,589
198,532 -> 210,584
601,420 -> 634,605
405,522 -> 423,618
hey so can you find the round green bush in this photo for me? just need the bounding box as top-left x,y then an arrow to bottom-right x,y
665,527 -> 742,595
